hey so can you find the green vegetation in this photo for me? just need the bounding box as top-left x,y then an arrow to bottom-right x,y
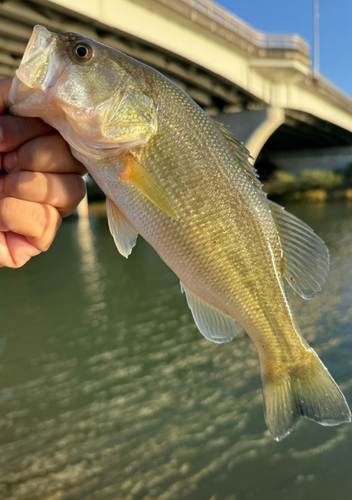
264,168 -> 349,202
298,170 -> 343,190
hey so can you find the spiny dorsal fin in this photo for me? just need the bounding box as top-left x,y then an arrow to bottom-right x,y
268,200 -> 329,300
121,155 -> 178,220
181,282 -> 238,343
213,120 -> 262,192
106,197 -> 138,258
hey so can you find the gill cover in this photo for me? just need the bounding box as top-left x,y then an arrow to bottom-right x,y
62,88 -> 157,149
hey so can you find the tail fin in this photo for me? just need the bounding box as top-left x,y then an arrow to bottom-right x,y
262,350 -> 351,441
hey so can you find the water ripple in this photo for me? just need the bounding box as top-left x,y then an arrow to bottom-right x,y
1,205 -> 352,499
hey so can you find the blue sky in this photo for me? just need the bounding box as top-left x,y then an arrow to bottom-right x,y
216,0 -> 352,97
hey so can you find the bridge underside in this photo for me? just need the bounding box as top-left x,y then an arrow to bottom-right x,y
2,0 -> 352,182
265,110 -> 352,152
256,110 -> 352,179
217,107 -> 352,177
0,0 -> 263,114
218,108 -> 352,152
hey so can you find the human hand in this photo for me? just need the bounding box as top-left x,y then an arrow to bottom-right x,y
0,78 -> 87,268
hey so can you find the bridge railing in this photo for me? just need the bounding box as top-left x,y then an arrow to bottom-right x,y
158,0 -> 309,55
314,74 -> 352,113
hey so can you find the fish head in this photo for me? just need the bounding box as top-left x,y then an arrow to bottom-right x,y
9,25 -> 157,157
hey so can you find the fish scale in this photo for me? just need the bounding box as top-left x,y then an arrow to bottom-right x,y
137,77 -> 282,316
118,113 -> 299,361
8,25 -> 351,440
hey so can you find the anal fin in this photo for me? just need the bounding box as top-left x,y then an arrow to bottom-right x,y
181,283 -> 238,343
106,197 -> 138,258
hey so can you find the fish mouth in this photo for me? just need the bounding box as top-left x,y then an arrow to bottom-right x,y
23,25 -> 54,61
16,25 -> 61,92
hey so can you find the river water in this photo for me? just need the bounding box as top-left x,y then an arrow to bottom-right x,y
1,203 -> 352,500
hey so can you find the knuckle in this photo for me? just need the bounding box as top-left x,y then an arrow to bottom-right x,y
0,198 -> 8,222
59,175 -> 86,216
73,175 -> 87,202
17,142 -> 36,169
3,171 -> 28,196
0,119 -> 12,150
38,204 -> 61,251
0,197 -> 16,222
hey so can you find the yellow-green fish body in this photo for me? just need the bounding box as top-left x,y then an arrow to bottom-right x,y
9,25 -> 351,440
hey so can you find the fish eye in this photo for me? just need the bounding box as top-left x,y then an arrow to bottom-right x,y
70,42 -> 94,64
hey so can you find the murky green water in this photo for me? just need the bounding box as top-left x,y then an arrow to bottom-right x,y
1,203 -> 352,500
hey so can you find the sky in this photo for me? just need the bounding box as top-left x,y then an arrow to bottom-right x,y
215,0 -> 352,97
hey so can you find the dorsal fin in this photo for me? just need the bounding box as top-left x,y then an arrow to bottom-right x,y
213,120 -> 263,192
213,121 -> 328,299
268,200 -> 329,299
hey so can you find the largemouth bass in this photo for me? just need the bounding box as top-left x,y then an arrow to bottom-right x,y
8,26 -> 351,440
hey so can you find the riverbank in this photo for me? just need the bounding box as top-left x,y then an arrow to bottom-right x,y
263,166 -> 352,202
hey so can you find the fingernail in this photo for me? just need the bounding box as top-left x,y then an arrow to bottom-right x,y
3,151 -> 17,171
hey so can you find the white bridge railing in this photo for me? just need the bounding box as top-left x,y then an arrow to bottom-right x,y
157,0 -> 309,55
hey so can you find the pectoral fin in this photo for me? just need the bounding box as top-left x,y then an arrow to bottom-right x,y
269,200 -> 329,299
106,197 -> 138,258
181,283 -> 238,343
121,155 -> 178,220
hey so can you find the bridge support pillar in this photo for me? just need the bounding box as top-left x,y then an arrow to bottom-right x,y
216,108 -> 285,160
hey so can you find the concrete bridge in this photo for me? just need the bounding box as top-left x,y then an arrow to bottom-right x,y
1,0 -> 352,174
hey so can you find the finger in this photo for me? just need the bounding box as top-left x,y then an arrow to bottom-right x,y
0,115 -> 55,153
0,197 -> 62,251
0,78 -> 12,114
2,133 -> 86,175
0,232 -> 41,268
0,171 -> 86,217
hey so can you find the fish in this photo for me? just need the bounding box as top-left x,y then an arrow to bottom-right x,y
8,25 -> 351,440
